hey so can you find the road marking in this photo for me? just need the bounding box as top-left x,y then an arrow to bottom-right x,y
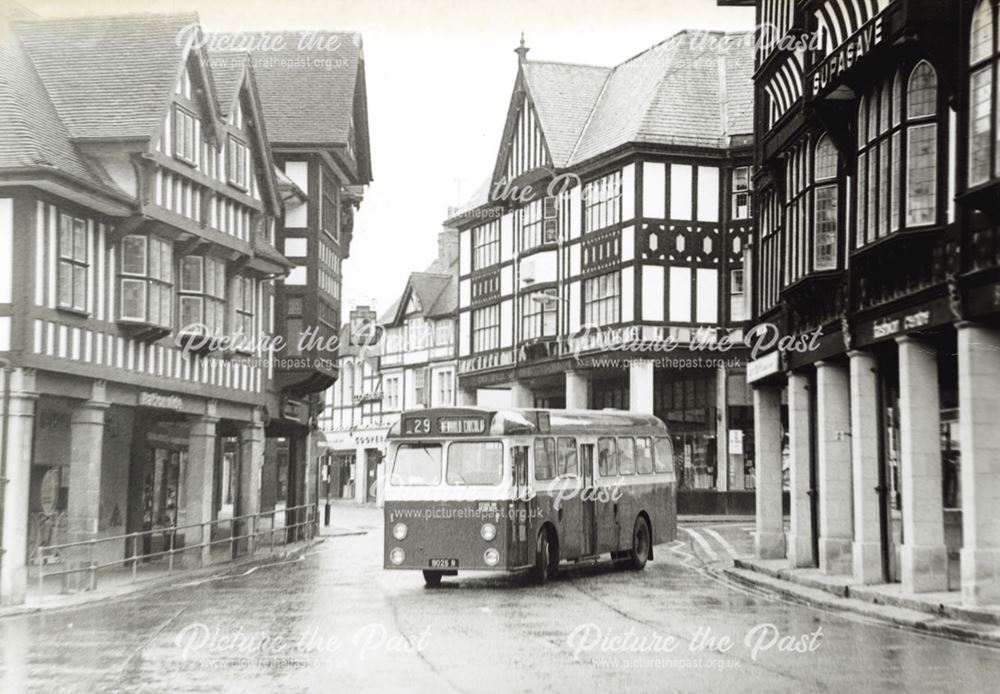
681,527 -> 719,562
703,527 -> 742,559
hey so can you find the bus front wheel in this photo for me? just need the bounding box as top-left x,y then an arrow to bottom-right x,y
531,528 -> 558,584
627,517 -> 650,571
422,570 -> 443,588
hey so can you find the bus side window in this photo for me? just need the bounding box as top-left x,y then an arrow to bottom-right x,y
598,437 -> 617,477
653,437 -> 674,474
557,437 -> 578,476
617,437 -> 636,475
534,437 -> 555,481
513,446 -> 529,487
636,437 -> 654,474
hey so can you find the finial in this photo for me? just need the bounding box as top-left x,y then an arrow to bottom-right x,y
515,32 -> 530,63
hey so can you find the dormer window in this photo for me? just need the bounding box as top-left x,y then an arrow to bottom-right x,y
179,256 -> 226,336
119,235 -> 172,329
228,135 -> 249,190
172,105 -> 198,166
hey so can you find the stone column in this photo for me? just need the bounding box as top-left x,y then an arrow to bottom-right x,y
67,385 -> 109,546
753,382 -> 786,559
896,336 -> 947,593
958,323 -> 1000,606
237,410 -> 265,553
849,351 -> 882,584
816,360 -> 853,576
510,382 -> 534,408
565,371 -> 589,410
716,365 -> 730,492
0,369 -> 37,606
786,372 -> 814,568
185,413 -> 218,565
629,360 -> 654,415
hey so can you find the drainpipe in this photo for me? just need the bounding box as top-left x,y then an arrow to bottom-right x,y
0,358 -> 11,600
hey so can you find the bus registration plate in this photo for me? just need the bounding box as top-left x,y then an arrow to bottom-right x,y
428,558 -> 458,568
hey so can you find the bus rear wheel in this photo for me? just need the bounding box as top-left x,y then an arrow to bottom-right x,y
422,570 -> 443,588
531,528 -> 558,584
627,517 -> 650,571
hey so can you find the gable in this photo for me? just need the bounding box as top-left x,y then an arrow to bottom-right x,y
491,72 -> 554,193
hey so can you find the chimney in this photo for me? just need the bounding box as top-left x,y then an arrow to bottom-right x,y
438,228 -> 459,267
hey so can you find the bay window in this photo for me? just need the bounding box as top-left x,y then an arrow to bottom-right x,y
472,303 -> 500,353
520,288 -> 558,340
120,235 -> 172,328
57,213 -> 88,312
179,256 -> 226,336
856,62 -> 940,248
583,271 -> 620,325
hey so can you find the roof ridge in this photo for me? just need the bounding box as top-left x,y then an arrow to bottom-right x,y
524,59 -> 611,71
13,11 -> 199,24
566,69 -> 613,163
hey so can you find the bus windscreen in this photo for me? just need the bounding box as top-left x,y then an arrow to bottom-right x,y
391,444 -> 443,486
446,442 -> 503,485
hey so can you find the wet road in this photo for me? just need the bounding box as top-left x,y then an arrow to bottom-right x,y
2,506 -> 999,693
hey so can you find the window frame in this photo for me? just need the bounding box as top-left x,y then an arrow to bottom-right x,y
969,0 -> 998,187
598,437 -> 618,477
471,303 -> 501,354
520,288 -> 558,341
583,170 -> 623,233
178,255 -> 226,336
118,234 -> 173,328
227,134 -> 249,190
583,271 -> 621,326
57,213 -> 89,314
472,221 -> 500,270
731,166 -> 751,220
533,437 -> 556,481
172,104 -> 198,167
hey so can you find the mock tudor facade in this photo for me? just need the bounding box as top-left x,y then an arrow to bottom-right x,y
447,34 -> 758,495
730,0 -> 1000,607
0,11 -> 371,605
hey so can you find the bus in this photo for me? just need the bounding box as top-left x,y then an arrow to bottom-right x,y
382,407 -> 677,587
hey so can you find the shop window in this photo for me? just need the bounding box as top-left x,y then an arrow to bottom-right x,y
179,256 -> 226,336
57,213 -> 88,313
119,234 -> 172,328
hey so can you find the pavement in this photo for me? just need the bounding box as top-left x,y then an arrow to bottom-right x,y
1,502 -> 998,692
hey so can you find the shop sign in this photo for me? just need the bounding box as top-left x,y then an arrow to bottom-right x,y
282,398 -> 305,421
353,390 -> 383,405
811,14 -> 884,97
728,429 -> 744,455
746,351 -> 780,384
860,301 -> 948,344
139,391 -> 183,411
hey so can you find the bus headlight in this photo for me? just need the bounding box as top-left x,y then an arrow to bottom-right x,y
392,522 -> 408,540
480,522 -> 496,542
483,548 -> 500,566
389,547 -> 406,565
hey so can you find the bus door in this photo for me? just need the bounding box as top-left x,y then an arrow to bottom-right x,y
580,444 -> 597,556
511,445 -> 530,567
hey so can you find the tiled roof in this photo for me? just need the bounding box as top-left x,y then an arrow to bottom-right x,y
0,26 -> 99,182
13,13 -> 198,140
218,31 -> 362,146
518,30 -> 755,168
379,254 -> 458,325
209,52 -> 248,115
520,61 -> 610,168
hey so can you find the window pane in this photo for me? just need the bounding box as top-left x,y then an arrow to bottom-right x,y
907,123 -> 938,226
814,136 -> 837,180
557,438 -> 577,476
969,65 -> 1000,186
149,239 -> 161,280
120,278 -> 146,320
181,256 -> 202,292
907,63 -> 937,119
534,438 -> 554,481
122,236 -> 146,275
73,220 -> 87,261
160,241 -> 172,281
636,437 -> 654,474
653,437 -> 673,473
73,266 -> 86,310
814,185 -> 838,271
598,437 -> 617,476
447,442 -> 503,485
618,437 -> 636,475
58,261 -> 73,307
391,444 -> 442,486
180,296 -> 202,330
971,0 -> 995,64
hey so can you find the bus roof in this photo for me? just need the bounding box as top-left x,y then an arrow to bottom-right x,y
389,407 -> 668,438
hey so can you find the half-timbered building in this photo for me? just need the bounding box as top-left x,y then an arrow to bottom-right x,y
729,0 -> 1000,606
446,33 -> 758,500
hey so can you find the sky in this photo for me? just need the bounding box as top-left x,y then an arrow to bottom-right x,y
27,0 -> 756,314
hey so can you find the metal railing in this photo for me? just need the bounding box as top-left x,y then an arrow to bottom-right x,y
33,503 -> 318,594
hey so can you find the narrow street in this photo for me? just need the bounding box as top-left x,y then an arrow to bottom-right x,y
2,505 -> 998,693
